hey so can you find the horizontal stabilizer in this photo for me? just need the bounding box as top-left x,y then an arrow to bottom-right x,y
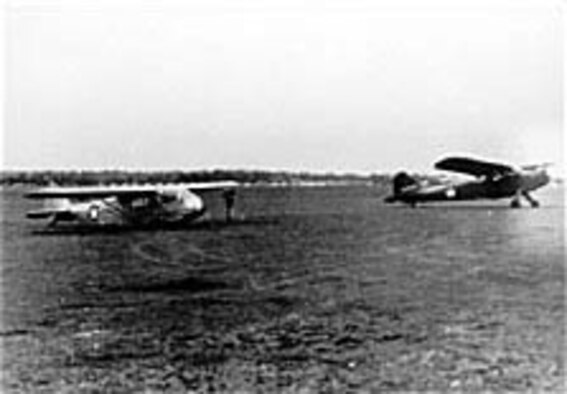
26,210 -> 57,219
27,209 -> 78,222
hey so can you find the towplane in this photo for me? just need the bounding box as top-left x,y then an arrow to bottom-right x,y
384,157 -> 551,208
25,181 -> 238,228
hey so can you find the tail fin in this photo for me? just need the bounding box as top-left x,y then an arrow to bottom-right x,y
393,172 -> 418,195
384,172 -> 418,203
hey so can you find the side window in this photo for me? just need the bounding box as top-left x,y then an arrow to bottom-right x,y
131,197 -> 150,208
160,193 -> 177,204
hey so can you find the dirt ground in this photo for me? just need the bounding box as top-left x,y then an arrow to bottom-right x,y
1,186 -> 564,392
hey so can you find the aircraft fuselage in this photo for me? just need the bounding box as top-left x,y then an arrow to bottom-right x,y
28,189 -> 206,227
389,168 -> 550,206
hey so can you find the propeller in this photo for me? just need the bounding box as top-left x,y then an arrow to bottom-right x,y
521,163 -> 553,171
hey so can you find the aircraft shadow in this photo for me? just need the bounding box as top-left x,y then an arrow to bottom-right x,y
30,217 -> 279,236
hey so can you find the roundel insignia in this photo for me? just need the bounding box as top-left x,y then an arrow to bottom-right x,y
445,188 -> 456,198
89,205 -> 100,221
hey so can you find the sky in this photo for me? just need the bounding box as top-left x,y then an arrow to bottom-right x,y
3,0 -> 564,175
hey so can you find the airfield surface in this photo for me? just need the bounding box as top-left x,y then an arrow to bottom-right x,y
1,185 -> 565,392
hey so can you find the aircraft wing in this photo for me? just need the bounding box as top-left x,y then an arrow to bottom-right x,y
434,157 -> 515,178
25,181 -> 239,200
182,181 -> 239,191
25,185 -> 160,199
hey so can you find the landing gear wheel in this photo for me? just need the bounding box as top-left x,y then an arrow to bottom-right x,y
510,199 -> 521,209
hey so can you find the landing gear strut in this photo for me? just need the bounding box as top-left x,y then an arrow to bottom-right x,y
47,216 -> 59,228
522,191 -> 540,208
510,190 -> 540,208
222,189 -> 236,222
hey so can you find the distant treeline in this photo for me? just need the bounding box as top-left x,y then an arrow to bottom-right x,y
0,169 -> 391,187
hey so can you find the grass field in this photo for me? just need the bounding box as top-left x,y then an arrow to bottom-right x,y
1,185 -> 564,392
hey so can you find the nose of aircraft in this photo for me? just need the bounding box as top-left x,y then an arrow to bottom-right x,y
542,169 -> 551,184
535,166 -> 551,184
178,192 -> 206,223
184,192 -> 205,213
523,168 -> 551,190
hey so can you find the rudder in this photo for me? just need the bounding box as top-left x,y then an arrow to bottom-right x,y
393,172 -> 418,195
384,172 -> 418,203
